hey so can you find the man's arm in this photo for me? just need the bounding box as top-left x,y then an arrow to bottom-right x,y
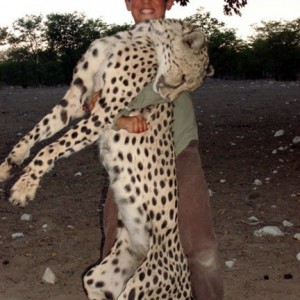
94,82 -> 166,133
115,115 -> 149,133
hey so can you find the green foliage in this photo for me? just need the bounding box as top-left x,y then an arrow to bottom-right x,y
2,15 -> 46,85
184,8 -> 226,36
0,10 -> 299,86
209,30 -> 243,78
37,50 -> 65,85
185,10 -> 299,80
176,0 -> 247,16
250,19 -> 300,80
223,0 -> 247,16
44,12 -> 108,82
8,15 -> 45,56
6,47 -> 32,62
44,12 -> 106,55
0,60 -> 36,87
0,27 -> 9,46
185,8 -> 244,78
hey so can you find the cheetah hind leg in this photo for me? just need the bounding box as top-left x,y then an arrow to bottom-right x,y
83,223 -> 147,300
117,245 -> 193,300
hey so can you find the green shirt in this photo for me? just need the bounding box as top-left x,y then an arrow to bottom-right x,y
114,82 -> 198,156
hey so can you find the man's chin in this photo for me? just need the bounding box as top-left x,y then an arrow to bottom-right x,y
137,15 -> 156,22
135,12 -> 165,23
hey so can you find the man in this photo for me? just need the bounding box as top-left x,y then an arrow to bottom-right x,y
102,1 -> 224,299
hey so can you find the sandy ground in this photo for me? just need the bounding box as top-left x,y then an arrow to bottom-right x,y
0,79 -> 299,300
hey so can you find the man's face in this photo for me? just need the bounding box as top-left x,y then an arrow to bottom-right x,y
125,0 -> 174,24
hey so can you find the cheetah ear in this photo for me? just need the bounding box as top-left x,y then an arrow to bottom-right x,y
182,31 -> 206,53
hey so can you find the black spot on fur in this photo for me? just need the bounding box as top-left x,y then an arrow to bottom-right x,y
43,118 -> 49,126
118,219 -> 124,228
34,160 -> 43,166
139,272 -> 145,281
113,86 -> 119,94
59,99 -> 68,107
118,152 -> 124,160
128,288 -> 136,300
113,166 -> 120,174
73,77 -> 83,86
95,281 -> 104,288
92,48 -> 98,56
127,153 -> 133,162
85,269 -> 93,277
71,132 -> 78,139
61,110 -> 68,124
30,174 -> 37,180
83,61 -> 88,69
125,184 -> 131,192
104,291 -> 114,300
114,133 -> 120,143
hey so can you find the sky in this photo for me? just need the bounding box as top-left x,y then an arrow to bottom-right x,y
0,0 -> 299,40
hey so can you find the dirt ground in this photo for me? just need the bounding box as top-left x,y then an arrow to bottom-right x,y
0,79 -> 299,300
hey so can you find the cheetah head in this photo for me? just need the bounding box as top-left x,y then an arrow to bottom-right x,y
154,29 -> 213,101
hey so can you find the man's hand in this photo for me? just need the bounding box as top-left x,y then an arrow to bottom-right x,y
115,115 -> 149,133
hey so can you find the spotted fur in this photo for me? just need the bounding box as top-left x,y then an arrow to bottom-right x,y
0,19 -> 211,299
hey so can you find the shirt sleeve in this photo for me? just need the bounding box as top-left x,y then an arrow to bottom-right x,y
127,82 -> 167,109
112,108 -> 131,131
112,82 -> 166,130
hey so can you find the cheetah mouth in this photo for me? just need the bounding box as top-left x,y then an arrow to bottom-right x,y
156,75 -> 182,92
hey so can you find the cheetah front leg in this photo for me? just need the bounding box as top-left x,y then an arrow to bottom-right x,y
8,107 -> 106,206
0,38 -> 113,183
0,89 -> 85,182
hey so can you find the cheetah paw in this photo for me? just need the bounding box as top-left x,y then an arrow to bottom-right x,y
9,173 -> 39,206
0,161 -> 13,182
9,145 -> 30,166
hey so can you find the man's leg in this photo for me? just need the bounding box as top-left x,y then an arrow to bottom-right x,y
102,188 -> 118,257
176,140 -> 224,300
102,141 -> 224,299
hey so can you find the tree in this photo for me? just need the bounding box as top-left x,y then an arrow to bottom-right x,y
185,8 -> 243,78
2,8 -> 299,85
184,8 -> 226,36
6,15 -> 45,84
251,19 -> 300,79
0,27 -> 9,46
176,0 -> 247,16
44,12 -> 108,82
0,13 -> 132,86
209,30 -> 243,78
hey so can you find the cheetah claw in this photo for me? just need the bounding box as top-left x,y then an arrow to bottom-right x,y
9,173 -> 39,206
0,161 -> 13,182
